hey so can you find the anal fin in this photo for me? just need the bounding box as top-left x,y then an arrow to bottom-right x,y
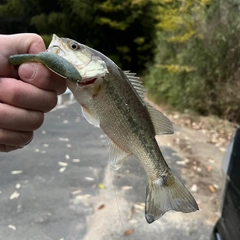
109,140 -> 131,170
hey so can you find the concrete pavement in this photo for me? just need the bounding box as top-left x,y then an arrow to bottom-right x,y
0,100 -> 221,240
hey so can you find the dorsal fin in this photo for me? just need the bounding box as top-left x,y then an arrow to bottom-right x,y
124,71 -> 145,99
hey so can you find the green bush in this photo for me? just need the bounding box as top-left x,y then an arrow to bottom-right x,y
146,0 -> 240,122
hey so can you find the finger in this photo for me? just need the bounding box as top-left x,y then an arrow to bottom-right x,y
0,33 -> 46,78
18,63 -> 67,95
0,145 -> 22,152
0,103 -> 44,131
0,78 -> 58,112
0,128 -> 33,152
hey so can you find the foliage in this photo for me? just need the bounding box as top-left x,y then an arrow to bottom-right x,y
146,0 -> 240,122
0,0 -> 157,72
1,0 -> 240,122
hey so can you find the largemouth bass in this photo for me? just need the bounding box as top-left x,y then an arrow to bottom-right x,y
10,34 -> 198,223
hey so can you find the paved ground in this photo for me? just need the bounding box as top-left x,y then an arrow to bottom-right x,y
0,100 -> 224,240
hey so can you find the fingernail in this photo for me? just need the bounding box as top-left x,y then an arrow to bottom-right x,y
19,63 -> 36,80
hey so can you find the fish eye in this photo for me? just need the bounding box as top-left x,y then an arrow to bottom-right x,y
70,42 -> 79,50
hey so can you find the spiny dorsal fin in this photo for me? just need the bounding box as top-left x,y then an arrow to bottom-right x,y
124,71 -> 145,99
124,71 -> 173,135
146,103 -> 174,135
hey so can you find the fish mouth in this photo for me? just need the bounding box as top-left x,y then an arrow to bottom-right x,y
47,45 -> 66,55
78,77 -> 97,86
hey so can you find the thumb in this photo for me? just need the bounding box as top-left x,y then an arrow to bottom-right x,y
0,33 -> 46,78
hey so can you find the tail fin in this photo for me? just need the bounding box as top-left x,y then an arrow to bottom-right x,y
145,174 -> 199,224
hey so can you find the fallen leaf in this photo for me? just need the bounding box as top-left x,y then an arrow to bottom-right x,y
176,161 -> 186,165
58,161 -> 68,167
85,177 -> 94,181
58,137 -> 69,142
11,170 -> 23,175
8,225 -> 16,230
207,166 -> 212,172
98,183 -> 104,190
72,159 -> 80,163
10,191 -> 20,200
59,167 -> 66,173
75,194 -> 91,200
124,228 -> 134,236
134,203 -> 145,210
98,204 -> 105,210
209,185 -> 215,193
190,184 -> 198,193
122,186 -> 133,190
71,189 -> 82,196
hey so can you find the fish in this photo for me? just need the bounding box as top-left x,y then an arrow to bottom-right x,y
9,52 -> 82,83
39,34 -> 200,223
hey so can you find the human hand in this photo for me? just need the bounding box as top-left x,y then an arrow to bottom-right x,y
0,33 -> 67,152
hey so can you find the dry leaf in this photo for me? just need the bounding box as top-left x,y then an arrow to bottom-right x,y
71,189 -> 82,196
98,204 -> 105,210
8,225 -> 16,230
122,186 -> 133,190
134,203 -> 145,210
72,159 -> 80,163
124,228 -> 134,236
10,191 -> 20,200
11,170 -> 23,175
59,167 -> 66,173
58,161 -> 68,167
190,184 -> 198,193
207,166 -> 212,172
58,138 -> 69,142
209,185 -> 215,193
85,177 -> 94,181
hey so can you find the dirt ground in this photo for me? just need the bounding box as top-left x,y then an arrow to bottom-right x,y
82,103 -> 237,240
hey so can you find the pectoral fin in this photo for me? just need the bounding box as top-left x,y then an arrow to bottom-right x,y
81,106 -> 100,127
147,104 -> 174,135
109,140 -> 131,170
